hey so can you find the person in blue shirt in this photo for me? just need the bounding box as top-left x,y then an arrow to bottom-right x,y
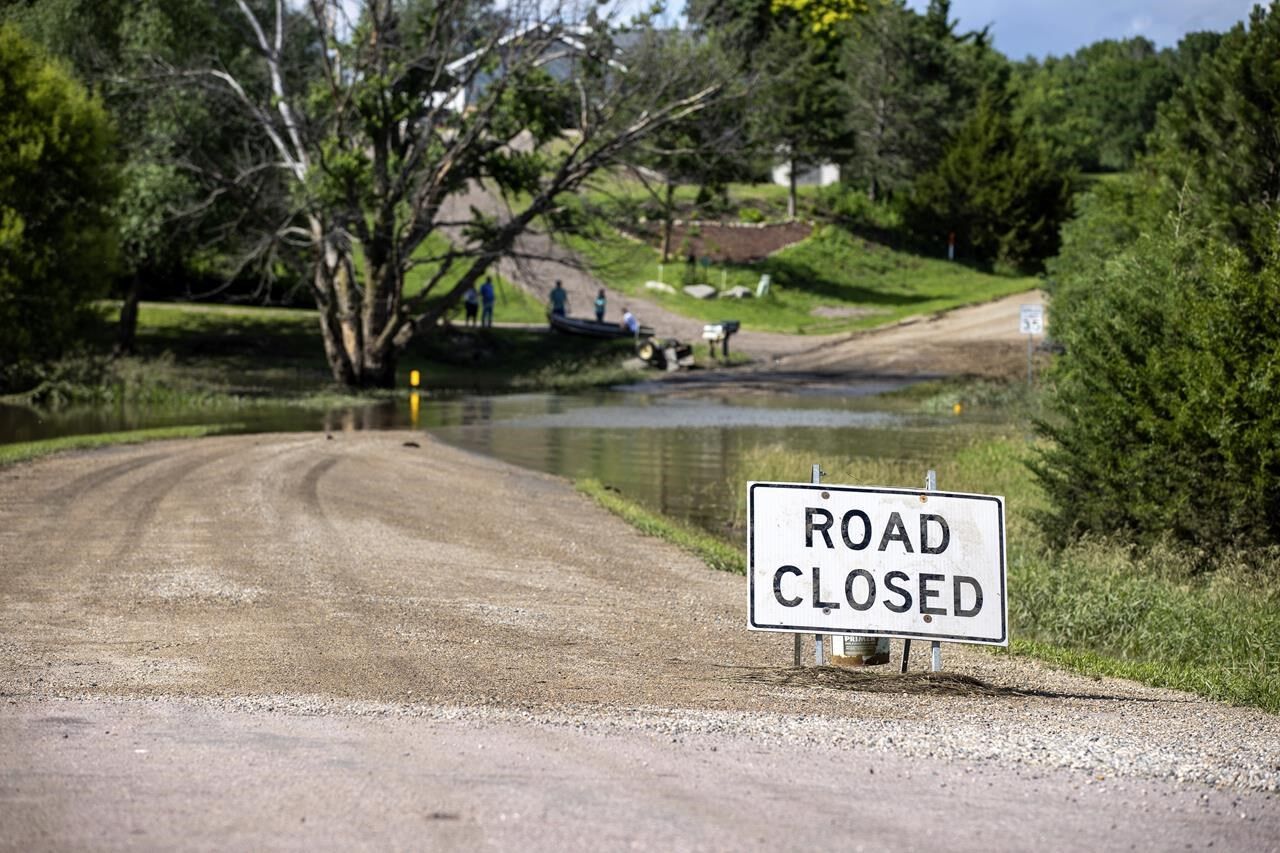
549,280 -> 569,317
594,288 -> 606,322
479,277 -> 496,328
622,306 -> 639,335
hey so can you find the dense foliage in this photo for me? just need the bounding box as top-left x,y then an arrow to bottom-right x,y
1038,222 -> 1280,552
1036,3 -> 1280,554
904,85 -> 1074,269
0,26 -> 117,382
1148,4 -> 1280,265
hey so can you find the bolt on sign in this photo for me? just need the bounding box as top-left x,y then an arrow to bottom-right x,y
747,483 -> 1008,646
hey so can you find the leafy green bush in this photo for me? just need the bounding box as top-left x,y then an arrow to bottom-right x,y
1035,226 -> 1280,554
813,183 -> 902,231
0,26 -> 118,387
738,206 -> 766,223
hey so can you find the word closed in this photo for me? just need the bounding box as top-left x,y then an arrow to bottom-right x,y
748,482 -> 1008,646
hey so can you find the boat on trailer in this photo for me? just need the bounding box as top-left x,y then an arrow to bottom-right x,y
547,312 -> 654,340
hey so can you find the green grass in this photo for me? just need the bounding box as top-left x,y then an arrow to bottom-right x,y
0,424 -> 244,467
564,224 -> 1037,335
576,478 -> 745,575
397,233 -> 547,324
582,175 -> 832,223
29,300 -> 645,408
404,328 -> 645,392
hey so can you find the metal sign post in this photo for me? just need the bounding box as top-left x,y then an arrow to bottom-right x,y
812,463 -> 826,667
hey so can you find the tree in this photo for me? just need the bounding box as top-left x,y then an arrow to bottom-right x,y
903,84 -> 1073,269
0,25 -> 117,382
1148,2 -> 1280,266
1035,222 -> 1280,552
754,17 -> 851,218
689,0 -> 864,219
3,0 -> 295,353
193,0 -> 720,388
1033,3 -> 1280,555
839,0 -> 994,201
623,36 -> 748,262
1013,37 -> 1179,173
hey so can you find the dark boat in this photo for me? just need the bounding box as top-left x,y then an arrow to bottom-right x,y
547,312 -> 654,340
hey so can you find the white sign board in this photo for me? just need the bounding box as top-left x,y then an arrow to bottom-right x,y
748,482 -> 1008,646
1019,304 -> 1044,335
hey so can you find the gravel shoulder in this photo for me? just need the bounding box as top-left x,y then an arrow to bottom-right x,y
1,432 -> 1277,849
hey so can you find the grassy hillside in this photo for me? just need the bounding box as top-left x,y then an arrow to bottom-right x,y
565,223 -> 1038,334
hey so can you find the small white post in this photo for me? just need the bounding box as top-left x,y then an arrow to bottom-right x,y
812,463 -> 825,667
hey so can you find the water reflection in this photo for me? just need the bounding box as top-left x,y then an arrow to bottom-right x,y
423,386 -> 999,533
0,380 -> 997,535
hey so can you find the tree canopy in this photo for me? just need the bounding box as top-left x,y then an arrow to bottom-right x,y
1036,1 -> 1280,554
190,0 -> 722,387
0,25 -> 117,382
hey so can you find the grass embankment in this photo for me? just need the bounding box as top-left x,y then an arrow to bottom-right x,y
4,295 -> 644,414
579,389 -> 1279,713
564,224 -> 1037,335
0,424 -> 243,467
576,479 -> 744,575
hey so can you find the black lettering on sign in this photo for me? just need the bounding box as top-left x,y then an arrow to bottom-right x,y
774,565 -> 802,607
883,570 -> 912,613
844,568 -> 875,611
841,509 -> 872,550
953,575 -> 984,617
919,514 -> 950,555
805,508 -> 834,548
878,512 -> 914,553
812,566 -> 840,609
918,573 -> 946,615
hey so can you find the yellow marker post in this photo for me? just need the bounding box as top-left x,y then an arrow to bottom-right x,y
409,369 -> 421,388
410,392 -> 420,428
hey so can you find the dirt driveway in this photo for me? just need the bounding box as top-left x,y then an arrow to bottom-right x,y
2,433 -> 1277,850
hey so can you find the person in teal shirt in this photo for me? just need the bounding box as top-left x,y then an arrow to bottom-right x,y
594,288 -> 606,322
549,280 -> 569,317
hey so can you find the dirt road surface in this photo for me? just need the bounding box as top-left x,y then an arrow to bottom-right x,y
2,433 -> 1277,850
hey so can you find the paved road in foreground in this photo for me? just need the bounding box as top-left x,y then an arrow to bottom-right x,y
1,434 -> 1277,850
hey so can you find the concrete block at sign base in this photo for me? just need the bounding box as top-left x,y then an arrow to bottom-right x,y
683,284 -> 718,300
644,280 -> 676,294
722,285 -> 754,299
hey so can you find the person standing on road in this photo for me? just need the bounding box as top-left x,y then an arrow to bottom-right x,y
463,285 -> 479,326
549,280 -> 569,317
594,289 -> 607,322
479,277 -> 495,328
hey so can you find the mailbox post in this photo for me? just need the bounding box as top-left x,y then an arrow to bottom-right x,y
702,320 -> 740,360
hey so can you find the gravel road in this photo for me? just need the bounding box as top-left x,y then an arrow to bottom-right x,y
1,433 -> 1276,850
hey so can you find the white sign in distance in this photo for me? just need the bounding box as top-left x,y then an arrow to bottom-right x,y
1020,304 -> 1044,335
748,482 -> 1008,646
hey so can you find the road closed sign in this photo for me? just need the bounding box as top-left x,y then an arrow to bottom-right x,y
748,482 -> 1008,645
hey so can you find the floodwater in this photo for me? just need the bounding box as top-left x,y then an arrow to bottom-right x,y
0,378 -> 1003,534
